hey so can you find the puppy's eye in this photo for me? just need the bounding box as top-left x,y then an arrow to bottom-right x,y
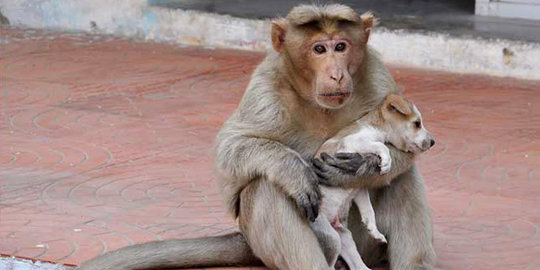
414,121 -> 421,128
335,42 -> 346,52
313,45 -> 326,54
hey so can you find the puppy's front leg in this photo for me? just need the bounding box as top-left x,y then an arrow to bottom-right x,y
313,153 -> 380,187
370,142 -> 391,175
341,141 -> 391,175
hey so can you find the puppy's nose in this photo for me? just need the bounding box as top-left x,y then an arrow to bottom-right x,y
422,137 -> 435,150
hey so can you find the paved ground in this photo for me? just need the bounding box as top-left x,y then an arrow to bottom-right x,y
0,26 -> 539,270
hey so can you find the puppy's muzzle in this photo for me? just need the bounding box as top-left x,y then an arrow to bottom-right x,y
421,134 -> 435,151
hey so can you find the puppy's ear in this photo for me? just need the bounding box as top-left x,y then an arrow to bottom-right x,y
271,18 -> 287,52
385,94 -> 412,116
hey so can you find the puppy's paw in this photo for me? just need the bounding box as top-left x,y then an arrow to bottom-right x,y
379,163 -> 391,175
368,227 -> 387,244
378,154 -> 391,175
373,232 -> 388,245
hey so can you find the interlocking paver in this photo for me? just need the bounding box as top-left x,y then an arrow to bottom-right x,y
1,26 -> 539,270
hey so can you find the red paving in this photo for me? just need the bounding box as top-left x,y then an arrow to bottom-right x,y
1,26 -> 539,270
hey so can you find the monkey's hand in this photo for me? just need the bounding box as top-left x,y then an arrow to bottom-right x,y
292,166 -> 322,222
313,152 -> 380,187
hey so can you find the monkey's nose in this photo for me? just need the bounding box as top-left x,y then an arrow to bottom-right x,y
330,71 -> 344,83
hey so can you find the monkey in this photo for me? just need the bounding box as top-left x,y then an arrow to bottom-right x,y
77,4 -> 437,270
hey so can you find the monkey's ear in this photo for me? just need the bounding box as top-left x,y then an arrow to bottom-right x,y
386,94 -> 412,116
271,19 -> 287,52
360,11 -> 376,41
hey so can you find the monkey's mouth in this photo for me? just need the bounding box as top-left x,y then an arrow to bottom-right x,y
316,91 -> 352,108
319,92 -> 352,98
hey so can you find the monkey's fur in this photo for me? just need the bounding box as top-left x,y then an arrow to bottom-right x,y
77,4 -> 436,270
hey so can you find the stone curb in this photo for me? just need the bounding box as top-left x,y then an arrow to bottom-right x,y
0,256 -> 72,270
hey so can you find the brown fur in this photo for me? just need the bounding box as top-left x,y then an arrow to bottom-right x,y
77,5 -> 437,270
386,94 -> 413,116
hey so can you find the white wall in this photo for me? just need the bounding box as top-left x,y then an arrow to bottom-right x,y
2,0 -> 540,79
476,0 -> 540,20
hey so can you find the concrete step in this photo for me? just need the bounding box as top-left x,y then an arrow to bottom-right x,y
2,0 -> 540,80
150,0 -> 540,43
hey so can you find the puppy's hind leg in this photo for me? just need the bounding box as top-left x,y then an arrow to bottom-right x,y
311,214 -> 342,267
354,189 -> 387,245
338,227 -> 371,270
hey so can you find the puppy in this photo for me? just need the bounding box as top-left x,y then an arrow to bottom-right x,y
312,94 -> 435,270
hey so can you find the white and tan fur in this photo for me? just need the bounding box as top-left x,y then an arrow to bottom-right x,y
313,94 -> 435,270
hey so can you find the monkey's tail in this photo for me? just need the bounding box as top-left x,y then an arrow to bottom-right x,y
76,232 -> 262,270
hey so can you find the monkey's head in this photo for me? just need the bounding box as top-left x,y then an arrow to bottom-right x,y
271,5 -> 375,109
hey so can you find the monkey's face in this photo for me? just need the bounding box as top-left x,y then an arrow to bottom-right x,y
307,36 -> 361,109
281,27 -> 367,110
271,7 -> 374,110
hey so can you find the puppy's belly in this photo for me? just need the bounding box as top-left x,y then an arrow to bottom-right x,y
320,186 -> 358,228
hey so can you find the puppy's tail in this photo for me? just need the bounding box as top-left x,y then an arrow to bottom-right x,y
77,232 -> 262,270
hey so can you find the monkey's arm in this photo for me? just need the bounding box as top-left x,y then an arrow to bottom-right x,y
313,145 -> 415,187
216,134 -> 320,221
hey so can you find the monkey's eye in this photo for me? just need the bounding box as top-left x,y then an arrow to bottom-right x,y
414,120 -> 421,128
335,42 -> 346,52
313,45 -> 326,54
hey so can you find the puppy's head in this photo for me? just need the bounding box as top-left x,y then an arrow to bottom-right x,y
381,94 -> 435,154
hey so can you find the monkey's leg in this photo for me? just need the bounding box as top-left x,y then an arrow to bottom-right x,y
375,166 -> 437,270
353,189 -> 387,244
239,179 -> 332,270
